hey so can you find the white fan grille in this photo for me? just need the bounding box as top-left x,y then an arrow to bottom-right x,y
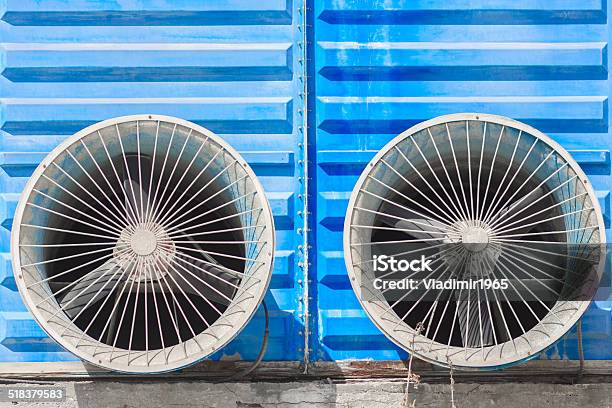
11,115 -> 274,373
344,113 -> 605,369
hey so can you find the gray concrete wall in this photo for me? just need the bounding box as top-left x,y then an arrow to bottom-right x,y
1,380 -> 611,408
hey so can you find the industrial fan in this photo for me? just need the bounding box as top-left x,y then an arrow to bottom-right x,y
11,115 -> 275,373
344,113 -> 605,369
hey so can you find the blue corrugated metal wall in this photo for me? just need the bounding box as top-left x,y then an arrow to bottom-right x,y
311,0 -> 612,361
1,0 -> 612,367
0,0 -> 307,363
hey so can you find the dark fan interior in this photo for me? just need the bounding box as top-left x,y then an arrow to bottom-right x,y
367,122 -> 587,348
32,131 -> 247,351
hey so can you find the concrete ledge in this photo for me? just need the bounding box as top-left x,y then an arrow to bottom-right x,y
0,380 -> 611,408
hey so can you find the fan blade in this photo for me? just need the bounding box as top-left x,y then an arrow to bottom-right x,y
395,218 -> 448,240
59,259 -> 126,319
168,233 -> 241,306
492,187 -> 545,231
508,187 -> 545,214
380,205 -> 450,244
169,253 -> 239,306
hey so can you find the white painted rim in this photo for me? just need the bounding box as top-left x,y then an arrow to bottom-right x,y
344,113 -> 606,369
11,115 -> 275,373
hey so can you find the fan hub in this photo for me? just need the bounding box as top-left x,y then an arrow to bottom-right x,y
114,224 -> 176,283
460,226 -> 489,252
131,228 -> 158,256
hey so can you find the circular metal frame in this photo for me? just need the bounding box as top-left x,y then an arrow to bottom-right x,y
344,113 -> 606,369
11,115 -> 275,373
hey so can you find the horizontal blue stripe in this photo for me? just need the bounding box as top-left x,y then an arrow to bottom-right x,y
2,120 -> 293,135
319,118 -> 608,134
320,66 -> 607,81
4,67 -> 293,82
319,9 -> 606,25
2,10 -> 293,26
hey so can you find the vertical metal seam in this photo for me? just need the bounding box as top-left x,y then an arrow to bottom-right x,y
298,0 -> 311,374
